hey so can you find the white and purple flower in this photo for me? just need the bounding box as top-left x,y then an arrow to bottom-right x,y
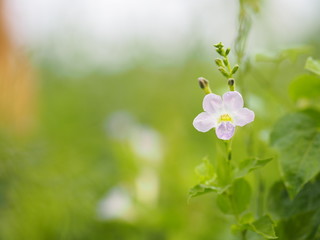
193,91 -> 255,140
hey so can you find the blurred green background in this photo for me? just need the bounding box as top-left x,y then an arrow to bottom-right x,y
0,0 -> 320,239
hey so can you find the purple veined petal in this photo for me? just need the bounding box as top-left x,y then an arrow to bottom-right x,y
233,108 -> 255,127
215,122 -> 235,140
193,112 -> 216,132
222,91 -> 244,111
203,93 -> 223,114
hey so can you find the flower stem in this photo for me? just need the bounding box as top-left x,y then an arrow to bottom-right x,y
224,140 -> 232,162
241,229 -> 247,240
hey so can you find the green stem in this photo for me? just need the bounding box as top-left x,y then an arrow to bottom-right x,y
226,59 -> 233,77
224,140 -> 232,162
241,229 -> 247,240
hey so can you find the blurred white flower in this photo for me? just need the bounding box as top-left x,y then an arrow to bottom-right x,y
135,167 -> 159,206
106,111 -> 136,141
106,110 -> 164,163
97,187 -> 134,221
130,125 -> 163,163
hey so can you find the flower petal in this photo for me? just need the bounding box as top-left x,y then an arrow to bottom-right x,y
203,93 -> 223,113
233,108 -> 255,127
193,112 -> 216,132
215,122 -> 235,140
223,91 -> 244,111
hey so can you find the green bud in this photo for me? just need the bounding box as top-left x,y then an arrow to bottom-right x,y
217,49 -> 226,57
225,48 -> 231,56
231,64 -> 239,74
218,67 -> 229,78
215,58 -> 224,67
214,42 -> 224,49
223,58 -> 228,66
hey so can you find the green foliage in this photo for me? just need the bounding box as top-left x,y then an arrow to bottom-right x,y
188,159 -> 230,200
195,158 -> 216,182
235,158 -> 273,179
268,175 -> 320,239
289,74 -> 320,102
216,179 -> 251,215
230,178 -> 252,215
270,111 -> 320,198
305,57 -> 320,75
216,194 -> 233,214
232,215 -> 277,239
188,184 -> 223,200
249,215 -> 277,239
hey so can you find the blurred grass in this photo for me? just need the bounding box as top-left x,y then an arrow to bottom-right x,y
0,50 -> 310,239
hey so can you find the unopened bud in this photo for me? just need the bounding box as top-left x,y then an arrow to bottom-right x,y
225,48 -> 231,56
223,58 -> 228,66
198,77 -> 208,89
216,48 -> 224,56
232,64 -> 239,74
214,42 -> 224,49
218,67 -> 229,78
228,78 -> 235,86
197,77 -> 212,94
228,78 -> 235,91
215,58 -> 224,67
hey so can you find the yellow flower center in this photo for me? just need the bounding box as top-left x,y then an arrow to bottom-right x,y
219,114 -> 232,123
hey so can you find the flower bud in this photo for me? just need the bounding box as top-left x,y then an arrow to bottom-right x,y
228,78 -> 235,91
197,77 -> 212,94
223,58 -> 228,66
228,78 -> 235,86
225,48 -> 231,56
214,42 -> 224,49
218,67 -> 229,78
215,58 -> 224,67
198,77 -> 208,89
216,48 -> 224,56
232,64 -> 239,74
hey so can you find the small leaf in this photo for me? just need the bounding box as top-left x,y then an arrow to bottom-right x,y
231,178 -> 251,215
240,212 -> 255,224
305,57 -> 320,75
235,158 -> 273,179
188,184 -> 228,200
249,215 -> 277,239
216,194 -> 233,214
216,179 -> 251,215
289,74 -> 320,102
195,158 -> 215,182
271,112 -> 320,198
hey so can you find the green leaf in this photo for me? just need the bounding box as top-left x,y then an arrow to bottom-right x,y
232,214 -> 277,239
249,215 -> 277,239
188,183 -> 229,201
270,112 -> 320,198
230,178 -> 252,215
216,179 -> 251,215
268,174 -> 320,219
276,211 -> 319,240
305,57 -> 320,75
216,194 -> 233,214
289,74 -> 320,102
195,158 -> 215,182
235,157 -> 273,179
